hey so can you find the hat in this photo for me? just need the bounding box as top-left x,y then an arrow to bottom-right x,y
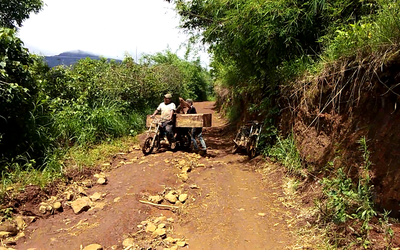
164,93 -> 172,99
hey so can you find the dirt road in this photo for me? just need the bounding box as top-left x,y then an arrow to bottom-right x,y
16,101 -> 295,249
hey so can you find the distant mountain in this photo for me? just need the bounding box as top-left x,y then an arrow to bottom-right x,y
44,50 -> 122,67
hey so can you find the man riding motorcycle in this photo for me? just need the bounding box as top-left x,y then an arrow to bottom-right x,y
150,93 -> 176,148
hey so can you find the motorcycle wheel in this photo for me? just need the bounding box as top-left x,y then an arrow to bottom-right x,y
247,137 -> 257,159
142,137 -> 154,155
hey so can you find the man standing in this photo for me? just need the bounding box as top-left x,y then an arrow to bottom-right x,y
186,99 -> 207,154
151,93 -> 176,146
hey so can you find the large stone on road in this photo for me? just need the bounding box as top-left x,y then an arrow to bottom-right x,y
165,191 -> 178,203
71,197 -> 91,214
179,194 -> 188,203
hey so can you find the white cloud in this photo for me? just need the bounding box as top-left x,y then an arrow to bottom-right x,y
17,0 -> 209,64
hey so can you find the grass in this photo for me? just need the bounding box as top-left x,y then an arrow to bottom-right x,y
0,135 -> 140,201
65,135 -> 139,169
267,133 -> 305,177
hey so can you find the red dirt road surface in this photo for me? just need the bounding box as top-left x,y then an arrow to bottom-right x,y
16,101 -> 296,250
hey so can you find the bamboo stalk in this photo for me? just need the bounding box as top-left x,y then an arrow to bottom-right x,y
138,200 -> 179,209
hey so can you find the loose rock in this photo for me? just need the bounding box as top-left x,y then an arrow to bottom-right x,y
122,238 -> 135,248
178,194 -> 188,203
53,202 -> 62,210
78,186 -> 87,195
71,197 -> 91,214
165,237 -> 177,244
0,231 -> 11,239
153,228 -> 166,237
97,177 -> 107,185
165,191 -> 178,204
94,173 -> 106,179
82,180 -> 93,187
178,173 -> 189,182
145,223 -> 157,232
66,192 -> 73,201
154,216 -> 166,223
176,241 -> 186,247
83,244 -> 103,250
48,196 -> 57,203
90,192 -> 102,202
148,195 -> 163,204
38,208 -> 48,217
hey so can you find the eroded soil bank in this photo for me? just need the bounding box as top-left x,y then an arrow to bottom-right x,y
280,58 -> 400,218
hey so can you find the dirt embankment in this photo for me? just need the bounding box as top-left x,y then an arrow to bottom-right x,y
280,53 -> 400,217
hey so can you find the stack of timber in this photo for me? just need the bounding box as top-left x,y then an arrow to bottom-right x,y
146,114 -> 212,128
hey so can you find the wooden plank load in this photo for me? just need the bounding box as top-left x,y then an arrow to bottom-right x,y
175,114 -> 212,128
146,114 -> 212,128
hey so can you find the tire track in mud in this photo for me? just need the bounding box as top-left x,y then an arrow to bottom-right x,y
14,102 -> 295,250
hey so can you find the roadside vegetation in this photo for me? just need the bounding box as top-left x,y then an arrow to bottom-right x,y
2,0 -> 400,247
170,0 -> 400,247
0,0 -> 212,199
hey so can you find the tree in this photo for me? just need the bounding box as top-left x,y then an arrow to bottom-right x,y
169,0 -> 376,121
174,0 -> 376,78
141,49 -> 211,101
0,28 -> 44,161
0,0 -> 44,29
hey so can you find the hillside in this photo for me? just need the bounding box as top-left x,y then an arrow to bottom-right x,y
44,50 -> 122,67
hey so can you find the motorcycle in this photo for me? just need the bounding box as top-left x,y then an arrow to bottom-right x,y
232,121 -> 263,159
142,117 -> 191,155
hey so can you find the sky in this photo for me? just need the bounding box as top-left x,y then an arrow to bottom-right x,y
17,0 -> 209,64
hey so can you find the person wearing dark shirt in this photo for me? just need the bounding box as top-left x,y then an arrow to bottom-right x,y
186,99 -> 207,153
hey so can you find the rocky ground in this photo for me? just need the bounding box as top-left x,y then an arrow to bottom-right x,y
0,102 -> 299,250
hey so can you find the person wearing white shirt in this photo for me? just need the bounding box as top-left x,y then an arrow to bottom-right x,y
151,93 -> 176,145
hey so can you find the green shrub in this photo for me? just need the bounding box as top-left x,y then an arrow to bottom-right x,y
323,0 -> 400,61
268,133 -> 304,176
320,137 -> 377,245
